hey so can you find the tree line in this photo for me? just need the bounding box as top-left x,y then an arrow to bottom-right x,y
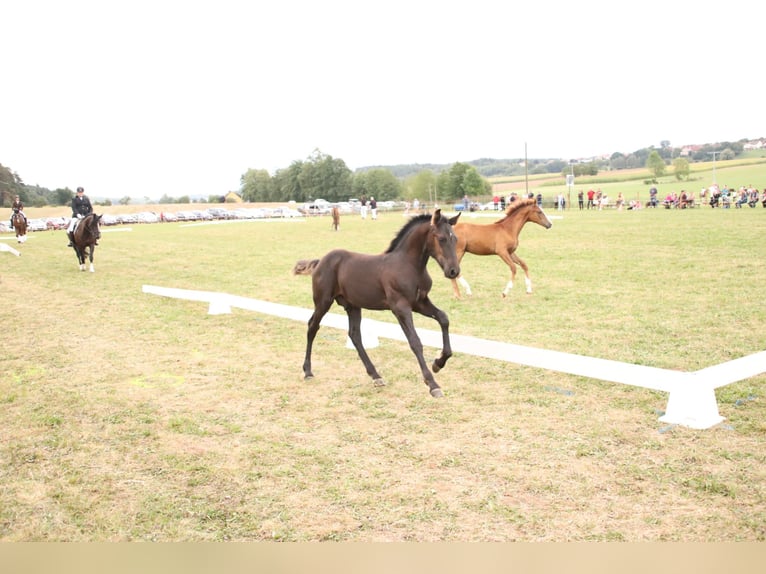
240,149 -> 491,204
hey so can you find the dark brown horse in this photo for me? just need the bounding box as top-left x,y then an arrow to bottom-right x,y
330,206 -> 340,231
11,212 -> 27,244
451,198 -> 551,298
70,213 -> 102,272
293,209 -> 461,397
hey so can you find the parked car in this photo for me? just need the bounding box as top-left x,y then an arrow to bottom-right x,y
136,212 -> 160,223
270,207 -> 302,218
207,207 -> 235,219
45,216 -> 68,230
299,203 -> 330,216
27,218 -> 47,232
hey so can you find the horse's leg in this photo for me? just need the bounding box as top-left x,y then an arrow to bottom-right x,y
457,275 -> 472,297
512,252 -> 532,293
451,249 -> 470,298
302,296 -> 333,381
391,305 -> 443,397
345,306 -> 385,386
413,296 -> 453,376
88,245 -> 95,272
74,245 -> 85,271
499,251 -> 518,298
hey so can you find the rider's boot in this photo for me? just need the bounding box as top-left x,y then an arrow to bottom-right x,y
67,231 -> 74,247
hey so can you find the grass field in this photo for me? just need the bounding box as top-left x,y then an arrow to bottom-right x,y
1,200 -> 765,541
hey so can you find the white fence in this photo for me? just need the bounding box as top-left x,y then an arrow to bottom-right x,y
142,285 -> 765,430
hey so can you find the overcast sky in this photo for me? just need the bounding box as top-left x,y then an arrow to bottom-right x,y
3,1 -> 762,199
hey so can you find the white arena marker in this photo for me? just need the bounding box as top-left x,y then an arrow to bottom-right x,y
207,297 -> 232,315
142,285 -> 766,429
0,243 -> 21,256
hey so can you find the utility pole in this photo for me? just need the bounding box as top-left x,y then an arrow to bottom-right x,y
524,142 -> 529,197
708,151 -> 719,185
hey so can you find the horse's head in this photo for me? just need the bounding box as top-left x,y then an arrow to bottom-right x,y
78,213 -> 102,242
526,202 -> 552,229
429,209 -> 461,279
90,214 -> 102,234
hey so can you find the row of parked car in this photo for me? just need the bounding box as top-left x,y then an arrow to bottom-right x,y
1,200 -> 414,234
0,206 -> 310,234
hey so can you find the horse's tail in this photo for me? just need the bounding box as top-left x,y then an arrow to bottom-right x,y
293,259 -> 320,276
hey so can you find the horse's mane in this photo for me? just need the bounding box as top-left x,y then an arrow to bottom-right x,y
496,198 -> 535,222
385,213 -> 432,253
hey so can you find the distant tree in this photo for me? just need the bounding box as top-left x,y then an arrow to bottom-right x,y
273,161 -> 305,202
352,168 -> 402,201
720,148 -> 735,161
437,162 -> 488,201
54,187 -> 73,206
241,168 -> 275,202
462,167 -> 491,197
646,150 -> 666,178
0,163 -> 23,206
673,158 -> 690,180
119,196 -> 131,205
403,170 -> 437,202
297,149 -> 352,202
545,160 -> 568,173
609,154 -> 627,170
567,162 -> 599,177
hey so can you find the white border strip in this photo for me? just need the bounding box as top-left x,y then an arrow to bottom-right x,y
142,285 -> 765,429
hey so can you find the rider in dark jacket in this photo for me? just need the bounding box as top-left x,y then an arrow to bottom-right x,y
67,187 -> 94,246
10,195 -> 27,226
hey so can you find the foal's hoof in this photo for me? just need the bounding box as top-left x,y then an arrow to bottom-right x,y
373,378 -> 387,387
430,388 -> 444,398
432,361 -> 442,374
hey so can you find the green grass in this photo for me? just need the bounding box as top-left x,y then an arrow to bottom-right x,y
1,204 -> 765,541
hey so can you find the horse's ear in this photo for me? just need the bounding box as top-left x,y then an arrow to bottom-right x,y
448,212 -> 461,226
430,209 -> 441,226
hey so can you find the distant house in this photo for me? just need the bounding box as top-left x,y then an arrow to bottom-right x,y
680,145 -> 703,157
743,139 -> 765,151
225,191 -> 243,203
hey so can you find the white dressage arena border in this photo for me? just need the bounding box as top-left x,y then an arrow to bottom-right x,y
0,243 -> 21,256
142,284 -> 765,430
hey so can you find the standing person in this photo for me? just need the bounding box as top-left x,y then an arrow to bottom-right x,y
648,185 -> 659,208
10,194 -> 27,226
412,198 -> 420,214
578,190 -> 584,210
536,193 -> 543,207
586,188 -> 595,209
369,196 -> 378,220
360,195 -> 368,219
616,191 -> 624,211
463,194 -> 470,211
493,195 -> 499,210
67,186 -> 94,246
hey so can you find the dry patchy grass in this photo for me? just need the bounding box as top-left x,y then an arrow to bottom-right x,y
1,206 -> 764,541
